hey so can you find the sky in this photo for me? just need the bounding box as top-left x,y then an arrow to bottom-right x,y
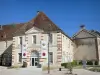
0,0 -> 100,36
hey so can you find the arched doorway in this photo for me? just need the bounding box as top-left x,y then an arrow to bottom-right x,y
31,51 -> 39,66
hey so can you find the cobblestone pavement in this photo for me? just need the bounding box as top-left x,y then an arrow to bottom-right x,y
43,69 -> 100,75
0,66 -> 42,75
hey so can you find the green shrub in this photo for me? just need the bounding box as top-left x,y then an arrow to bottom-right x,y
95,61 -> 98,65
87,61 -> 93,65
61,63 -> 68,68
89,67 -> 100,72
79,61 -> 82,65
61,60 -> 78,68
71,60 -> 77,67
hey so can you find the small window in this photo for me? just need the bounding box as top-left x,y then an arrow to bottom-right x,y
49,52 -> 53,63
18,53 -> 22,62
49,34 -> 53,44
33,35 -> 36,44
19,37 -> 22,45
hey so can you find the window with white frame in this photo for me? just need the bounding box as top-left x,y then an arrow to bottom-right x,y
49,34 -> 53,44
32,35 -> 36,44
19,37 -> 22,45
18,53 -> 22,62
49,52 -> 53,63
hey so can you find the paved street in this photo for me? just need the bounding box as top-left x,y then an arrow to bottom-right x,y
0,66 -> 100,75
0,66 -> 42,75
43,69 -> 100,75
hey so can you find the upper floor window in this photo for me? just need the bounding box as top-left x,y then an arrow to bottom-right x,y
19,37 -> 22,45
32,35 -> 36,44
49,34 -> 53,44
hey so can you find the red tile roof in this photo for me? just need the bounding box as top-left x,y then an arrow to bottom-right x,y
0,11 -> 71,41
0,23 -> 24,41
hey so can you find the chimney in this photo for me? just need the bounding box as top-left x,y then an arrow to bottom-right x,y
80,25 -> 85,29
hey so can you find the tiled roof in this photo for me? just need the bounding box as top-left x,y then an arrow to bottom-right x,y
0,23 -> 24,41
28,11 -> 71,39
0,11 -> 71,41
90,30 -> 100,37
72,28 -> 100,39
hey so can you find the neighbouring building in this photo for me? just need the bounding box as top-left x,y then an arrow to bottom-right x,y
0,23 -> 24,66
0,11 -> 73,68
72,25 -> 100,65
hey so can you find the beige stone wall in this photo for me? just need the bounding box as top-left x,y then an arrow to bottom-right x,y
0,41 -> 12,55
61,34 -> 73,63
0,41 -> 6,55
74,38 -> 97,60
73,30 -> 98,61
12,32 -> 59,67
97,37 -> 100,64
12,26 -> 73,67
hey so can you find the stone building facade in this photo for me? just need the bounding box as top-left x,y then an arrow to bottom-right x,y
72,26 -> 100,65
0,11 -> 73,67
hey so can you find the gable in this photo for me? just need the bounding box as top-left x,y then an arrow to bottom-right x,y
74,30 -> 96,38
25,26 -> 43,34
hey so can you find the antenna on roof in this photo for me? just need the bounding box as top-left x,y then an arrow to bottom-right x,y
0,25 -> 2,30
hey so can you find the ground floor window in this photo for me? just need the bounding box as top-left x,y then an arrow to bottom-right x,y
18,53 -> 22,62
49,52 -> 53,63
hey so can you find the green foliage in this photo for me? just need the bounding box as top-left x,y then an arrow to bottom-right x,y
87,61 -> 93,65
71,60 -> 77,67
61,63 -> 68,68
61,60 -> 78,68
95,61 -> 98,65
89,67 -> 100,72
87,61 -> 98,65
79,61 -> 82,65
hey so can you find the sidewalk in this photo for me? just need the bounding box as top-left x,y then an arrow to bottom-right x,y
0,66 -> 42,75
43,69 -> 100,75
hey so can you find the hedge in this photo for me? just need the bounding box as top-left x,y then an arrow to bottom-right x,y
61,60 -> 78,68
